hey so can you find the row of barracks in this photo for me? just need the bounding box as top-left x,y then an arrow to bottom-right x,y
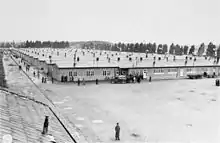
11,49 -> 220,82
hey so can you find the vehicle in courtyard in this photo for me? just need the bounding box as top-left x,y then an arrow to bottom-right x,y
111,75 -> 127,84
187,73 -> 203,79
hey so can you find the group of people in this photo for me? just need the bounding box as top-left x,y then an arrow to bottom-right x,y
77,78 -> 85,86
125,74 -> 152,83
61,76 -> 100,85
33,70 -> 40,78
77,78 -> 99,86
126,74 -> 143,83
25,65 -> 30,72
41,77 -> 47,83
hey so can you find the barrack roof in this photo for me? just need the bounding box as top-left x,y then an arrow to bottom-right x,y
0,89 -> 74,143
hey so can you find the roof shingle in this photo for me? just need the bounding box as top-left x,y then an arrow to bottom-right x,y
0,89 -> 73,143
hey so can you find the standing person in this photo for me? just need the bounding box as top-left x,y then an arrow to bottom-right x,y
78,78 -> 80,86
96,79 -> 99,85
138,75 -> 141,83
42,116 -> 49,135
42,77 -> 44,83
51,77 -> 54,84
149,76 -> 152,82
33,71 -> 36,77
115,123 -> 120,141
137,76 -> 140,83
131,75 -> 134,83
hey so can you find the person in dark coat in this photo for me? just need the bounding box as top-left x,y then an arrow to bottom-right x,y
137,76 -> 141,83
149,76 -> 152,82
115,123 -> 120,141
78,78 -> 80,86
42,77 -> 44,83
216,79 -> 219,86
42,116 -> 49,135
131,75 -> 134,83
96,79 -> 99,85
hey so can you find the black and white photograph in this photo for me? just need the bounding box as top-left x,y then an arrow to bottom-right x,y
0,0 -> 220,142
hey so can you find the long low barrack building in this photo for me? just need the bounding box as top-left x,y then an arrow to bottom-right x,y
11,47 -> 220,82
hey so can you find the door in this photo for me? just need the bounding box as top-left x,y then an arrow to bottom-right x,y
180,69 -> 184,77
119,68 -> 129,75
143,70 -> 148,79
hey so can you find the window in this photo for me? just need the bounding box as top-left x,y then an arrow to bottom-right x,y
69,71 -> 72,76
116,71 -> 119,75
103,71 -> 107,76
168,68 -> 177,72
107,71 -> 111,76
187,68 -> 192,72
154,68 -> 164,73
73,71 -> 77,76
87,71 -> 94,76
91,71 -> 94,76
202,68 -> 207,71
87,71 -> 90,76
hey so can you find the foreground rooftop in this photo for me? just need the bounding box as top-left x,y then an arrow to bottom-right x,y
0,88 -> 73,143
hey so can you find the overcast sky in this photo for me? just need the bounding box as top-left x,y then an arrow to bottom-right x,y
0,0 -> 219,45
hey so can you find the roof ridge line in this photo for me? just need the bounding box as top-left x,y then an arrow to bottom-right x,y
0,87 -> 49,107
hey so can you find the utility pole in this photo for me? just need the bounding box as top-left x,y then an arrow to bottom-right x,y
73,51 -> 76,67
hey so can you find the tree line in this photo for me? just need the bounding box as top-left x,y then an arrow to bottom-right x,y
82,42 -> 220,58
0,41 -> 70,48
0,42 -> 12,48
24,41 -> 70,48
1,40 -> 220,62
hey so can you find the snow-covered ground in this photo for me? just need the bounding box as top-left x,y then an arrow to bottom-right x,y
40,78 -> 220,143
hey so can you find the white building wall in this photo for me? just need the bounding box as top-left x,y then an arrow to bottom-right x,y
54,67 -> 118,81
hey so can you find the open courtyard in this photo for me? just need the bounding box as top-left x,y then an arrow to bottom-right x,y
39,77 -> 220,143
